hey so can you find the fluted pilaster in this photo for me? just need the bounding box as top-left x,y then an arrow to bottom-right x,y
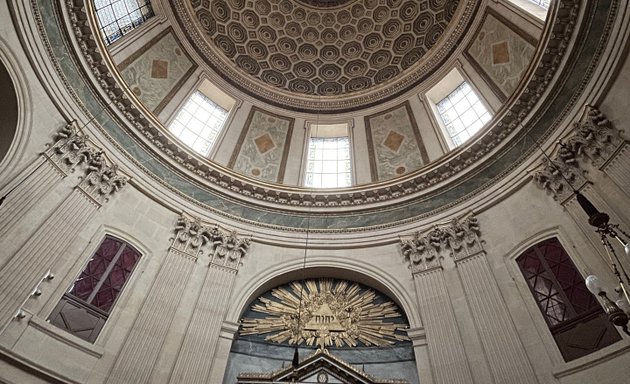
413,268 -> 474,384
168,265 -> 236,383
0,121 -> 94,240
0,143 -> 126,331
0,189 -> 99,330
602,142 -> 630,193
0,161 -> 64,240
168,230 -> 249,384
456,253 -> 538,383
105,247 -> 197,384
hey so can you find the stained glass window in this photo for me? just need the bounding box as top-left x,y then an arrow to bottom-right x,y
305,136 -> 352,188
49,236 -> 141,342
436,82 -> 492,147
516,238 -> 620,361
169,91 -> 229,156
94,0 -> 155,45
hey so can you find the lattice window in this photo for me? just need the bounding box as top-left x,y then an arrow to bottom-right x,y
516,238 -> 620,361
436,82 -> 492,147
305,136 -> 352,188
94,0 -> 155,45
169,91 -> 229,156
49,236 -> 141,342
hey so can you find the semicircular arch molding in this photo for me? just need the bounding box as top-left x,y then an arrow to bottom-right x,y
0,37 -> 31,185
227,257 -> 421,328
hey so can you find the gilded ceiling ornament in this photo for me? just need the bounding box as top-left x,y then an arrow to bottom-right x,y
240,279 -> 408,348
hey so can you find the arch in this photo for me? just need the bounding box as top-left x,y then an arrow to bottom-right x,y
0,36 -> 32,186
227,257 -> 422,328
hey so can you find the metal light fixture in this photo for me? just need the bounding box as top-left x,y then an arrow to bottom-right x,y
533,136 -> 630,335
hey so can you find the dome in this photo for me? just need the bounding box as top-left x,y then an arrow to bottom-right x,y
174,0 -> 467,112
1,0 -> 630,383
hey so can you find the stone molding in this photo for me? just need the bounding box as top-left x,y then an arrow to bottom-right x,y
61,0 -> 582,209
171,214 -> 251,269
533,105 -> 626,202
400,214 -> 484,273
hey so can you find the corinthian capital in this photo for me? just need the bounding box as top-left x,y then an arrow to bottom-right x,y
45,121 -> 95,173
565,105 -> 624,167
78,151 -> 128,205
400,214 -> 484,273
211,230 -> 251,270
443,215 -> 484,261
171,215 -> 218,258
532,156 -> 586,202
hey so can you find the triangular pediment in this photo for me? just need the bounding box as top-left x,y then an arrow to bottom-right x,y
237,348 -> 408,384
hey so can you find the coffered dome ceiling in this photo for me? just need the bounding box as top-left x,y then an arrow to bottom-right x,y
177,0 -> 470,112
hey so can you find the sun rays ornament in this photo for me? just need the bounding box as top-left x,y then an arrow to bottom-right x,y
240,279 -> 409,348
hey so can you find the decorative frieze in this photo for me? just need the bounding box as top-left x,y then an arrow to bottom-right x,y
400,214 -> 484,272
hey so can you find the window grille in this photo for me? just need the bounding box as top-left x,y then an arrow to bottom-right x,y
436,82 -> 491,147
95,0 -> 154,45
516,238 -> 620,361
48,236 -> 141,342
168,91 -> 229,156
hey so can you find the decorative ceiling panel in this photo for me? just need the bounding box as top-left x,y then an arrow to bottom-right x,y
175,0 -> 474,112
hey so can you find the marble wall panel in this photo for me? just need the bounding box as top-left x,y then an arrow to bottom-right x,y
118,28 -> 196,114
465,9 -> 536,101
365,102 -> 430,181
228,107 -> 294,183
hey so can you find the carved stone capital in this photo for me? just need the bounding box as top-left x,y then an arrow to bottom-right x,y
170,214 -> 251,267
77,152 -> 128,205
400,231 -> 442,274
533,105 -> 624,202
45,121 -> 95,174
171,215 -> 217,259
443,215 -> 484,262
400,214 -> 484,273
566,105 -> 624,168
210,230 -> 251,270
532,156 -> 586,202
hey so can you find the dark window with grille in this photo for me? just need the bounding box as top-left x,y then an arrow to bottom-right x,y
516,237 -> 620,361
48,236 -> 141,342
95,0 -> 155,45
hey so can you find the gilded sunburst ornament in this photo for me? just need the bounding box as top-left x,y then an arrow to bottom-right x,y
240,279 -> 409,348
